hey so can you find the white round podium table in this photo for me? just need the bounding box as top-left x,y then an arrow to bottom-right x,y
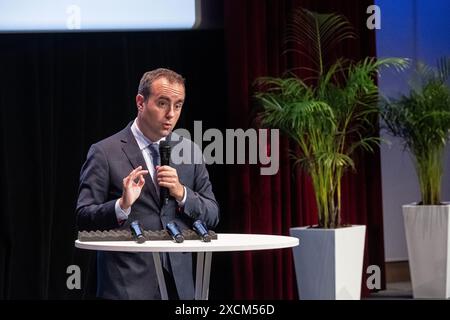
75,233 -> 299,300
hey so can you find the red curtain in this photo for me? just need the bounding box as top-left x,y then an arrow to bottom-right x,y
224,0 -> 385,299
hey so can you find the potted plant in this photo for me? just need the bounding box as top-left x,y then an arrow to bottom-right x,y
381,57 -> 450,299
254,8 -> 407,299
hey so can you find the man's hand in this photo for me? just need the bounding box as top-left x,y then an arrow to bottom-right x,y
119,166 -> 149,210
156,165 -> 185,201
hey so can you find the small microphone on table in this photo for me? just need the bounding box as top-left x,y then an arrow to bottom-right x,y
166,221 -> 184,243
130,220 -> 146,244
193,220 -> 211,242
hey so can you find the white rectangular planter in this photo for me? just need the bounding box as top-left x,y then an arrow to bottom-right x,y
403,203 -> 450,299
290,225 -> 366,300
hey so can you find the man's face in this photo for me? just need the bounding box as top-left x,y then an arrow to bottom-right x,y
136,77 -> 185,141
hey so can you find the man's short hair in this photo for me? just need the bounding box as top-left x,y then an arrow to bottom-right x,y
138,68 -> 185,101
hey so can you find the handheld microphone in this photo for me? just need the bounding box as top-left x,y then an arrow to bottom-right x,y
166,221 -> 184,243
159,141 -> 171,206
130,220 -> 146,244
193,220 -> 211,242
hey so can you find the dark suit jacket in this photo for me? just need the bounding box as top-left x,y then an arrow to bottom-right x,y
76,122 -> 220,299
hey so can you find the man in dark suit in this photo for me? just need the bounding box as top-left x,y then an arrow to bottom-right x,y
76,68 -> 220,300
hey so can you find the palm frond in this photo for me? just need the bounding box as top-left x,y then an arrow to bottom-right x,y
437,56 -> 450,83
286,8 -> 355,76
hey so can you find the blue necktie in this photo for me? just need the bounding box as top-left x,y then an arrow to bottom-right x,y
148,143 -> 171,273
148,143 -> 160,195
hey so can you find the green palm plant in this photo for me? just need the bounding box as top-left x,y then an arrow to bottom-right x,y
381,57 -> 450,205
255,8 -> 408,228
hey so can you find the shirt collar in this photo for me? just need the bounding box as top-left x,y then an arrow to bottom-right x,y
131,118 -> 166,151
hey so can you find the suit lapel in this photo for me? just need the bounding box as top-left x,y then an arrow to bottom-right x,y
120,125 -> 161,208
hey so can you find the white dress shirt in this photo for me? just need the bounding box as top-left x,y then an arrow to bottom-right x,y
115,119 -> 186,222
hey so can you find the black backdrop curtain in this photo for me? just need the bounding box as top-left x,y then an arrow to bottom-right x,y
0,30 -> 231,299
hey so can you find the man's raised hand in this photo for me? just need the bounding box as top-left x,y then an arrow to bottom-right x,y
119,166 -> 149,210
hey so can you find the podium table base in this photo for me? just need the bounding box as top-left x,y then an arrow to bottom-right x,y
152,252 -> 212,300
